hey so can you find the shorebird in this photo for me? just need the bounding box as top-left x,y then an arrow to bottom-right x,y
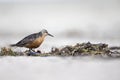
10,29 -> 53,51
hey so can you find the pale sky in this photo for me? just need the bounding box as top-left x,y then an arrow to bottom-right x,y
0,0 -> 120,36
0,0 -> 119,4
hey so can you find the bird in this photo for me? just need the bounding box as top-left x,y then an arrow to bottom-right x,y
10,29 -> 54,51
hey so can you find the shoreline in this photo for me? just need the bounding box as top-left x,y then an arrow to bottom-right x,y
0,42 -> 120,58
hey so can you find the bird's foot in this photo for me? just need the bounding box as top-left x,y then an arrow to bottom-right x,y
27,50 -> 41,56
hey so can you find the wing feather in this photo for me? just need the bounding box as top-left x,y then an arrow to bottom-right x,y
16,32 -> 41,47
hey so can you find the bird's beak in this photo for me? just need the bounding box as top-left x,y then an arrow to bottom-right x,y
48,33 -> 54,37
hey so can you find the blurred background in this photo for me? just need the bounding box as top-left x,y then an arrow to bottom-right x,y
0,1 -> 120,80
0,0 -> 120,51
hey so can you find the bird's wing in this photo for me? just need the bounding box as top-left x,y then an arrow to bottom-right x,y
16,33 -> 40,46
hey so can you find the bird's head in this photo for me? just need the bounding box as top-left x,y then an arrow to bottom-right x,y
40,29 -> 54,37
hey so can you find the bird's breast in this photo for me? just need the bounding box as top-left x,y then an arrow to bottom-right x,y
25,36 -> 45,48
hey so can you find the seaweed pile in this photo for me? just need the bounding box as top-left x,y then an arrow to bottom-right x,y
50,42 -> 109,56
0,42 -> 120,57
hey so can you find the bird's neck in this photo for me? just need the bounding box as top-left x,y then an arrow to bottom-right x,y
41,33 -> 47,39
38,32 -> 47,39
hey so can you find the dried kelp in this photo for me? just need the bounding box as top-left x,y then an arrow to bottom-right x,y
0,42 -> 120,57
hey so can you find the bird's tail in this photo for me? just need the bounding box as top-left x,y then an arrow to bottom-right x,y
10,44 -> 16,47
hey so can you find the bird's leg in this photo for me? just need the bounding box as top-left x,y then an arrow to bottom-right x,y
29,48 -> 32,52
28,48 -> 37,56
31,49 -> 36,52
29,48 -> 35,52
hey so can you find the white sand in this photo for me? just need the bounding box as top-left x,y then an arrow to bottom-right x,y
0,56 -> 120,80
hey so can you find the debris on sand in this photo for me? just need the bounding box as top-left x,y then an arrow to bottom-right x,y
0,47 -> 17,56
50,42 -> 110,56
0,42 -> 120,58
